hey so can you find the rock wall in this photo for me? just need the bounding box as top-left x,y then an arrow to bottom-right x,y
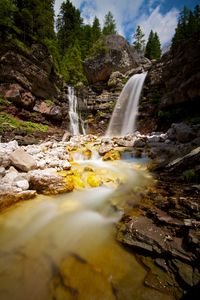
137,34 -> 200,133
0,41 -> 69,128
84,35 -> 150,84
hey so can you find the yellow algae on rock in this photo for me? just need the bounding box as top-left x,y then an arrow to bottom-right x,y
73,175 -> 85,189
87,173 -> 101,187
102,150 -> 121,161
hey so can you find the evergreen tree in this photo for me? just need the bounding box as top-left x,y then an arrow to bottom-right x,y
145,30 -> 154,58
92,16 -> 101,42
102,11 -> 117,35
13,0 -> 55,41
153,32 -> 161,59
171,5 -> 200,49
61,39 -> 86,84
0,0 -> 17,38
145,30 -> 161,60
79,24 -> 93,59
56,0 -> 82,55
133,25 -> 145,53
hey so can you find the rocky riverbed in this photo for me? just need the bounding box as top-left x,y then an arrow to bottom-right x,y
0,123 -> 199,299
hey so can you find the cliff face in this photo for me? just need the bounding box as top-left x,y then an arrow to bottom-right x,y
137,34 -> 200,133
84,35 -> 150,84
1,33 -> 199,138
0,41 -> 69,129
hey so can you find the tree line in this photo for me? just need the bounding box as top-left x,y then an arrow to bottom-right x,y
0,0 -> 199,84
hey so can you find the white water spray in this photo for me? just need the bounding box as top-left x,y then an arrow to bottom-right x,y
106,72 -> 147,136
68,86 -> 86,135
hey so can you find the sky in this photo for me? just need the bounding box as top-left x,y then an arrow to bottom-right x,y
54,0 -> 200,47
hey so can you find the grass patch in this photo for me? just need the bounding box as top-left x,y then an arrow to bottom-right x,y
44,99 -> 54,106
11,38 -> 31,54
0,112 -> 48,134
0,96 -> 11,107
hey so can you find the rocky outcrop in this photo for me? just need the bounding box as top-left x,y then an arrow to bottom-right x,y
0,42 -> 61,99
0,41 -> 70,132
137,34 -> 200,133
84,35 -> 150,84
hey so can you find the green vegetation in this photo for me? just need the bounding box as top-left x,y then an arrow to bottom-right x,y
133,25 -> 145,53
44,99 -> 54,106
0,96 -> 11,107
172,5 -> 200,50
0,112 -> 48,134
182,169 -> 196,183
102,11 -> 117,35
88,39 -> 108,57
145,30 -> 161,59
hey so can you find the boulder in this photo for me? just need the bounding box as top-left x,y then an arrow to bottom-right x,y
28,170 -> 74,194
9,149 -> 37,172
117,215 -> 192,262
107,71 -> 125,88
166,146 -> 200,174
33,101 -> 63,120
84,35 -> 139,83
171,123 -> 195,143
3,83 -> 22,102
0,189 -> 36,211
98,144 -> 113,155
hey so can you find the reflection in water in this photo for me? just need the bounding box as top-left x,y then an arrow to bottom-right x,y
0,159 -> 173,300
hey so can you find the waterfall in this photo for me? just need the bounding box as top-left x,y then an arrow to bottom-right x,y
68,86 -> 86,135
106,72 -> 147,136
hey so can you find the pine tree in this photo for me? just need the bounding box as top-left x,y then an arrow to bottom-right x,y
102,11 -> 117,35
145,31 -> 161,60
171,5 -> 200,49
145,30 -> 154,58
92,16 -> 101,42
13,0 -> 55,41
153,32 -> 161,59
133,25 -> 145,53
0,0 -> 17,38
56,0 -> 82,55
61,39 -> 86,84
80,24 -> 93,59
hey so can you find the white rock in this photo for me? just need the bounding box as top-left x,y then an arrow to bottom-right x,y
15,179 -> 29,190
0,167 -> 5,176
3,166 -> 19,182
61,161 -> 71,170
10,149 -> 37,172
37,159 -> 47,169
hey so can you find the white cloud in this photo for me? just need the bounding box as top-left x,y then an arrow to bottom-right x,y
54,1 -> 179,46
55,0 -> 144,36
136,5 -> 179,46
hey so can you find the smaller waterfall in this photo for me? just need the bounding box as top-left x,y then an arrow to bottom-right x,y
106,72 -> 147,136
68,86 -> 86,135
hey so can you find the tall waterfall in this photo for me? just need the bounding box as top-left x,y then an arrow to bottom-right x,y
106,72 -> 147,136
68,86 -> 86,135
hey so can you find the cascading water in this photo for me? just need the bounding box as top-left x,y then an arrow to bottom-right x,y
68,86 -> 86,135
106,72 -> 147,136
0,144 -> 173,300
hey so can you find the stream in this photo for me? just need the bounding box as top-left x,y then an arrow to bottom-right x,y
0,153 -> 174,300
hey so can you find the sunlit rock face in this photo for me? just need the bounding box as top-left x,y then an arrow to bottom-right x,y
137,35 -> 200,133
83,35 -> 148,84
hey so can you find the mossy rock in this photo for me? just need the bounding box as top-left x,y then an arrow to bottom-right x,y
103,150 -> 121,161
87,173 -> 101,187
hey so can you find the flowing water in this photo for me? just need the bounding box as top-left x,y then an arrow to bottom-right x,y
0,153 -> 174,300
68,87 -> 86,135
106,72 -> 147,136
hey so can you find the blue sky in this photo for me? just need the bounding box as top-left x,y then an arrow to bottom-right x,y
54,0 -> 199,47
